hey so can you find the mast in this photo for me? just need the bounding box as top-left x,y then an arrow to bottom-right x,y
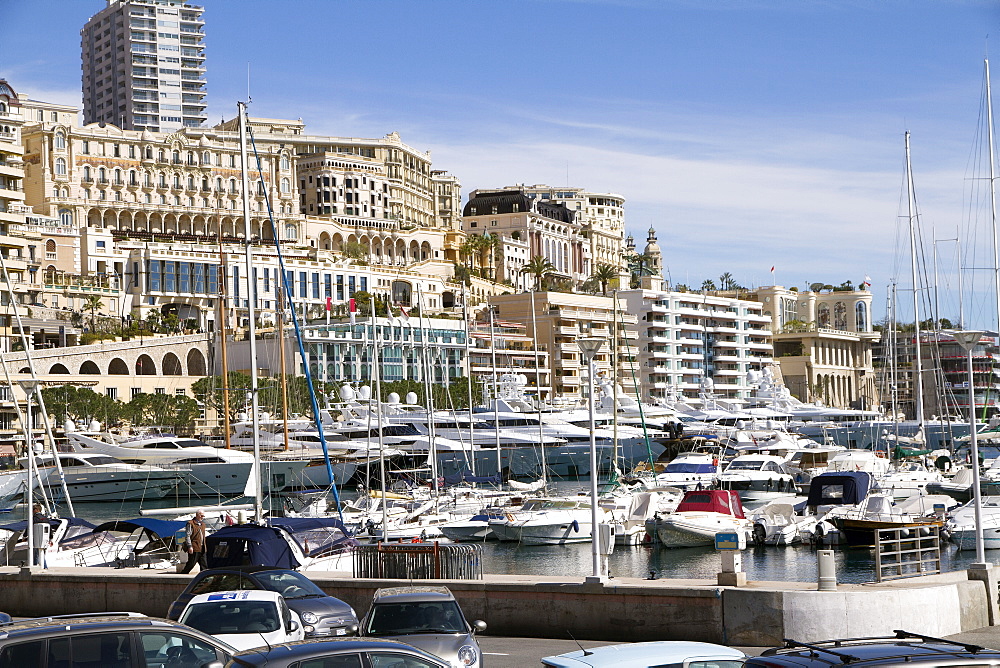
370,297 -> 389,535
416,287 -> 439,499
237,101 -> 263,521
488,301 -> 501,473
278,291 -> 290,452
905,131 -> 926,426
461,284 -> 475,475
530,288 -> 546,487
988,59 -> 999,343
216,234 -> 232,448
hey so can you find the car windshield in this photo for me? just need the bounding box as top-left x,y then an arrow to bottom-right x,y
367,601 -> 466,635
253,570 -> 327,599
180,600 -> 281,635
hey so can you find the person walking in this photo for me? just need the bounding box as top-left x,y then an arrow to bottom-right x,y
181,510 -> 207,573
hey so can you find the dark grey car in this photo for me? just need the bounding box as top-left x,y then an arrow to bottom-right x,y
0,613 -> 235,668
226,637 -> 449,667
746,630 -> 1000,667
167,566 -> 358,638
359,586 -> 486,668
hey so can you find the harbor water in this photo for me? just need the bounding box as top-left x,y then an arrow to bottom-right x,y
16,482 -> 991,586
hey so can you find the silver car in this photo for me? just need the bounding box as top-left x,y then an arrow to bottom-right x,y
359,586 -> 486,668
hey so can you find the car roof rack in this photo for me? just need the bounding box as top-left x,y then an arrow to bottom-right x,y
1,612 -> 146,626
773,631 -> 990,665
892,629 -> 986,654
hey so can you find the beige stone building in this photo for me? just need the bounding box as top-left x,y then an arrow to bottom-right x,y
744,285 -> 880,409
488,291 -> 638,402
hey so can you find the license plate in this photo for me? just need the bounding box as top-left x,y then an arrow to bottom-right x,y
335,628 -> 347,636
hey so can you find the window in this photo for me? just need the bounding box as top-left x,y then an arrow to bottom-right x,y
48,633 -> 133,667
155,387 -> 166,394
132,387 -> 143,399
368,654 -> 440,668
106,388 -> 118,399
0,640 -> 42,666
297,655 -> 364,668
54,157 -> 66,176
54,132 -> 66,150
138,631 -> 223,668
856,301 -> 868,332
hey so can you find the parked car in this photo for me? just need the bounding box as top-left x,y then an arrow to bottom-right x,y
0,612 -> 10,624
166,565 -> 358,637
359,586 -> 486,668
227,637 -> 450,668
542,640 -> 746,667
178,589 -> 304,652
0,612 -> 235,668
746,630 -> 1000,666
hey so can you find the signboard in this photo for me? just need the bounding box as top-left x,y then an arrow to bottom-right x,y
715,532 -> 744,551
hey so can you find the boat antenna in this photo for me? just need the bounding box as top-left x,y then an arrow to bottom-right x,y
566,631 -> 592,656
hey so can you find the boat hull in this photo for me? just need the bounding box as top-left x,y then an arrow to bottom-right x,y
44,471 -> 180,502
655,516 -> 750,548
834,518 -> 943,547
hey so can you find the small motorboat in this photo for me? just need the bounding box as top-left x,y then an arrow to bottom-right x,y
653,489 -> 751,548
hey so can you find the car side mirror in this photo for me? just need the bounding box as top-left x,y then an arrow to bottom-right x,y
472,620 -> 487,633
289,620 -> 300,632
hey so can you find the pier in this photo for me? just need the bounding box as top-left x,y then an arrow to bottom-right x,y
0,566 -> 993,646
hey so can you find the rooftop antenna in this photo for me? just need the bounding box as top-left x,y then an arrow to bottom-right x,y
566,631 -> 592,656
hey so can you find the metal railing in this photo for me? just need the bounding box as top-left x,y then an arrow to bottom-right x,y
353,542 -> 483,580
874,525 -> 941,582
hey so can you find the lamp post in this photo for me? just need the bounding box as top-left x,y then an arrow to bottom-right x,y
953,330 -> 987,565
18,379 -> 40,568
578,336 -> 605,582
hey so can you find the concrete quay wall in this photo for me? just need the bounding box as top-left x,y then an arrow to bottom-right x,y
0,568 -> 989,646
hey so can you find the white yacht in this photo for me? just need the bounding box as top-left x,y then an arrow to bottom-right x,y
488,497 -> 596,545
29,453 -> 184,502
65,430 -> 305,497
653,451 -> 722,490
717,454 -> 797,507
946,496 -> 1000,550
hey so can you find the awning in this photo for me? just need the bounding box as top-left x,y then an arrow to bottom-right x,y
0,445 -> 16,457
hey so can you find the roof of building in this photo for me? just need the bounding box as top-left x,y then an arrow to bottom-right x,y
463,190 -> 575,224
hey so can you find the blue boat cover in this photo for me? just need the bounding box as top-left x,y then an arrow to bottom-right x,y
805,471 -> 871,507
206,524 -> 299,569
92,518 -> 186,537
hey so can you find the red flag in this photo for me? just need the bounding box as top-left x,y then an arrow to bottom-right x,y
325,296 -> 332,311
348,298 -> 356,325
398,303 -> 410,320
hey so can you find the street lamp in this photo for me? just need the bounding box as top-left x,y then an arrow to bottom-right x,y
578,336 -> 605,582
953,330 -> 986,565
18,380 -> 40,568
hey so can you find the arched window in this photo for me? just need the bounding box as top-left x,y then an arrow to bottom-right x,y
98,167 -> 106,183
52,186 -> 59,198
280,177 -> 290,193
817,303 -> 830,328
158,149 -> 165,161
0,102 -> 6,114
172,150 -> 180,163
59,210 -> 72,226
145,146 -> 153,159
280,154 -> 290,171
83,165 -> 91,181
54,157 -> 66,176
856,302 -> 868,332
46,239 -> 56,253
284,224 -> 297,240
172,174 -> 180,188
833,301 -> 847,329
159,172 -> 166,188
187,175 -> 194,189
54,132 -> 66,150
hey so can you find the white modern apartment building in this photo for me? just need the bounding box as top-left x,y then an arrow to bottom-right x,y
82,0 -> 207,133
618,282 -> 773,403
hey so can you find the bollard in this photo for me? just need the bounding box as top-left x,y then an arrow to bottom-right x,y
817,549 -> 837,591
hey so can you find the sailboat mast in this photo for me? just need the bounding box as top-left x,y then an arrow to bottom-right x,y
278,292 -> 290,452
461,285 -> 475,475
530,288 -> 546,487
905,131 -> 926,426
987,60 -> 999,341
370,297 -> 388,534
237,101 -> 263,521
216,236 -> 232,448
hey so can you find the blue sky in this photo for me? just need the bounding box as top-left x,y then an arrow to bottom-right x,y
2,0 -> 999,326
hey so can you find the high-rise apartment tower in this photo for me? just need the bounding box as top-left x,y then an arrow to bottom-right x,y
81,0 -> 206,133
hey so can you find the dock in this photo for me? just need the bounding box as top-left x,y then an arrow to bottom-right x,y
0,566 -> 994,645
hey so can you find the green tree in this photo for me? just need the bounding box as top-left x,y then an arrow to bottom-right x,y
127,393 -> 200,433
522,255 -> 556,291
83,295 -> 103,331
719,272 -> 739,290
342,241 -> 368,261
41,385 -> 122,427
591,263 -> 618,296
701,279 -> 717,291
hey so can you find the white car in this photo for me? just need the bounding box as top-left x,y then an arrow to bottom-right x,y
178,589 -> 305,651
542,640 -> 746,668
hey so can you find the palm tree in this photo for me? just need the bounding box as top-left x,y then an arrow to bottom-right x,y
84,295 -> 103,331
701,279 -> 717,291
719,272 -> 736,290
626,252 -> 656,288
522,255 -> 556,291
591,263 -> 618,296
